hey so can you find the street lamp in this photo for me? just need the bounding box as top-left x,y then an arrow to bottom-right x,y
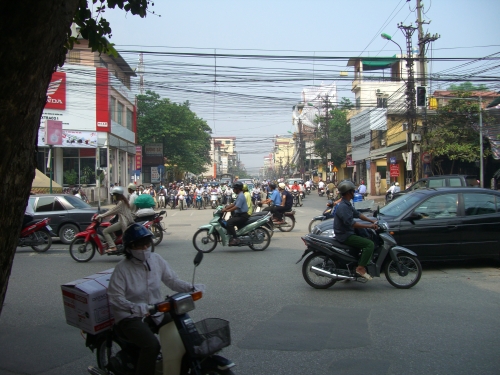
381,33 -> 403,81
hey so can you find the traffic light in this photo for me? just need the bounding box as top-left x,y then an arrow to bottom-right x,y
416,86 -> 426,107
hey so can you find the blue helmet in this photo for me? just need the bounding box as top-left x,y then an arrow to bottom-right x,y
123,224 -> 153,248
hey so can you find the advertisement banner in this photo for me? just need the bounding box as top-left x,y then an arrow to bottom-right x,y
44,120 -> 63,145
151,167 -> 160,183
45,72 -> 66,110
135,146 -> 142,171
38,128 -> 97,148
346,155 -> 355,167
145,143 -> 163,156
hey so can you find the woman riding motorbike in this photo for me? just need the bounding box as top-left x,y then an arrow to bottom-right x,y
107,224 -> 205,375
96,186 -> 134,252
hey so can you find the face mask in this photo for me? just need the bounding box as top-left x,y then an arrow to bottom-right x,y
130,248 -> 152,262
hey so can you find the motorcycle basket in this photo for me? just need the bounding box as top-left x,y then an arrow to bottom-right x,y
181,318 -> 231,358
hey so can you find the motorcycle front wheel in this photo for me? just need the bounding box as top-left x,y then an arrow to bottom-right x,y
278,215 -> 295,232
384,254 -> 422,289
30,230 -> 52,252
151,223 -> 163,246
69,238 -> 96,262
192,229 -> 218,253
308,219 -> 322,233
302,253 -> 337,289
249,228 -> 271,251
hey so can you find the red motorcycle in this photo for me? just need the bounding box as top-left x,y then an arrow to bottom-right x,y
139,210 -> 166,246
69,214 -> 155,262
19,217 -> 55,252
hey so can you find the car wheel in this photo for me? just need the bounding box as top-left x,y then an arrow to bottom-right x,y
59,223 -> 80,244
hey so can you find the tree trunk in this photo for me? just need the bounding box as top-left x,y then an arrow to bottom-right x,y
0,0 -> 79,317
450,160 -> 455,174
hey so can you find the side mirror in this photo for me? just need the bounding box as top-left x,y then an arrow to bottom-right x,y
404,212 -> 422,221
193,251 -> 204,267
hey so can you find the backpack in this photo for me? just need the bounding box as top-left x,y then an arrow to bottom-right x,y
134,194 -> 156,209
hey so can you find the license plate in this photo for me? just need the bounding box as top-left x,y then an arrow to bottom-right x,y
46,225 -> 52,231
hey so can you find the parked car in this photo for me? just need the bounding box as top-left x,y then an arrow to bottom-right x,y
394,175 -> 479,199
28,194 -> 103,244
311,188 -> 500,261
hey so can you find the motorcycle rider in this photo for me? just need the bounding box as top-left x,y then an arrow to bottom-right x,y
107,224 -> 204,375
23,198 -> 35,227
221,181 -> 249,246
290,181 -> 301,205
127,183 -> 138,213
333,180 -> 378,280
243,184 -> 253,215
386,182 -> 401,200
96,186 -> 135,252
357,180 -> 367,197
176,186 -> 187,209
318,179 -> 325,195
157,185 -> 167,208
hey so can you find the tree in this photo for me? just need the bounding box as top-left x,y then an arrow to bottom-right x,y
136,91 -> 212,176
314,98 -> 352,169
424,92 -> 492,174
447,81 -> 489,92
0,1 -> 151,317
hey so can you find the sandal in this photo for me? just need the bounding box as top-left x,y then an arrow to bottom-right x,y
105,247 -> 117,253
356,271 -> 372,280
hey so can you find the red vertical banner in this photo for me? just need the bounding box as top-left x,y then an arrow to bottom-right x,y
46,71 -> 66,110
96,67 -> 109,131
135,146 -> 142,171
133,97 -> 138,143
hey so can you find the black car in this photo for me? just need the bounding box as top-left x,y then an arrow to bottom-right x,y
28,194 -> 102,244
311,188 -> 500,261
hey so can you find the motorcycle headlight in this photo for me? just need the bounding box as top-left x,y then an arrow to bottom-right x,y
172,293 -> 196,315
320,228 -> 335,237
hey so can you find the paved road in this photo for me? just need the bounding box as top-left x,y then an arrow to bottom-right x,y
1,193 -> 499,375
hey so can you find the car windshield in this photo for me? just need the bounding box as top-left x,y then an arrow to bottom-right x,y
465,177 -> 479,187
379,193 -> 423,217
64,195 -> 92,209
287,179 -> 303,185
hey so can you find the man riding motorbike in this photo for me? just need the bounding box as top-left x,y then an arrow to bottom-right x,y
333,180 -> 378,280
221,181 -> 249,246
107,224 -> 204,375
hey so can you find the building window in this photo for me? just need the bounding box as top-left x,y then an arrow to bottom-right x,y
117,102 -> 124,125
356,97 -> 361,109
126,109 -> 133,131
110,97 -> 116,122
68,50 -> 80,64
377,97 -> 388,108
62,148 -> 96,186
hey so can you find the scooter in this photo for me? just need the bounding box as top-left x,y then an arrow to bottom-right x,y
318,187 -> 325,197
169,192 -> 177,209
195,193 -> 204,209
18,217 -> 56,252
140,210 -> 167,246
192,206 -> 272,252
297,220 -> 422,289
85,252 -> 236,375
308,201 -> 335,233
305,186 -> 311,195
210,192 -> 219,209
69,214 -> 154,262
292,191 -> 302,207
257,203 -> 296,232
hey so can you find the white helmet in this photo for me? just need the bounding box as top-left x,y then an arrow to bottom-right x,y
111,186 -> 124,195
278,182 -> 286,189
395,182 -> 400,186
127,183 -> 136,191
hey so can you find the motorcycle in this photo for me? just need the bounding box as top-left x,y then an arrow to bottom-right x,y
192,206 -> 272,252
18,217 -> 56,252
69,214 -> 155,262
140,210 -> 167,247
292,191 -> 301,207
203,191 -> 210,208
385,191 -> 394,202
169,192 -> 177,209
308,202 -> 335,233
195,193 -> 205,210
210,192 -> 219,209
299,190 -> 305,201
318,187 -> 325,197
297,220 -> 422,289
251,191 -> 260,206
185,192 -> 193,208
158,192 -> 167,209
305,186 -> 311,195
85,252 -> 236,375
272,210 -> 296,232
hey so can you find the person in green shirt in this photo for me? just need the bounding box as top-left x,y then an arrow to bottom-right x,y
243,184 -> 253,215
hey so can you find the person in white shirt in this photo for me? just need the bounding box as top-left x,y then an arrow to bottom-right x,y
358,180 -> 367,196
318,180 -> 325,189
23,197 -> 35,227
107,224 -> 204,375
127,183 -> 138,213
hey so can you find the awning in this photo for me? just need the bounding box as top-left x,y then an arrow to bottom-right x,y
362,56 -> 398,71
369,141 -> 407,159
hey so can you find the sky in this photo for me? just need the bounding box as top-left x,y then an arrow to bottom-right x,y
102,0 -> 500,173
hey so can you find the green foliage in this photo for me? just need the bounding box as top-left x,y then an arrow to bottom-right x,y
447,81 -> 488,92
63,169 -> 78,185
314,98 -> 352,168
425,91 -> 492,171
66,1 -> 156,58
137,91 -> 212,175
80,166 -> 95,184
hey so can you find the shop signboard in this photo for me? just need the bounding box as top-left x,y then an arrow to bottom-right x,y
390,164 -> 400,177
151,167 -> 160,183
389,157 -> 397,164
44,120 -> 63,145
145,143 -> 163,156
135,146 -> 142,171
38,128 -> 97,148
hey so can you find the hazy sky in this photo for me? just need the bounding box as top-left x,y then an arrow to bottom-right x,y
103,0 -> 500,172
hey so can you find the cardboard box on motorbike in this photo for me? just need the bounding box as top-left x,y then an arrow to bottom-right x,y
61,269 -> 114,334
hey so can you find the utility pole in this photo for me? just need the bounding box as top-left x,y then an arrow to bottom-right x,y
321,94 -> 331,177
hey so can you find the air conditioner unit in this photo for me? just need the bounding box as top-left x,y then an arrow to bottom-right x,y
381,139 -> 386,146
411,133 -> 421,142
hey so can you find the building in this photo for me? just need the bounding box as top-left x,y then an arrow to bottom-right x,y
37,25 -> 137,201
201,137 -> 238,179
272,135 -> 295,178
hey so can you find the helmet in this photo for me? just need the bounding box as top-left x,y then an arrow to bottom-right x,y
123,224 -> 153,249
269,183 -> 276,189
278,182 -> 286,189
395,182 -> 400,186
337,180 -> 356,195
243,184 -> 249,192
111,186 -> 125,196
327,200 -> 334,207
72,188 -> 80,195
127,183 -> 136,191
233,181 -> 243,190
